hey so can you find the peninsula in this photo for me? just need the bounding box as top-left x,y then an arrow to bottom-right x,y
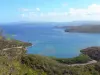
65,25 -> 100,33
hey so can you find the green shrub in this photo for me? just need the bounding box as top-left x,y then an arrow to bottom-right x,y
21,54 -> 67,75
0,56 -> 47,75
53,54 -> 91,64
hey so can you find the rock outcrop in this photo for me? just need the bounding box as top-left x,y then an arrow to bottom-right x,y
81,47 -> 100,60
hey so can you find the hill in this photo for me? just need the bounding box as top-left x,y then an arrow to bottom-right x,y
54,21 -> 100,33
65,25 -> 100,33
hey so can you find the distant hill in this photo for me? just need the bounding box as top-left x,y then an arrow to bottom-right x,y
65,25 -> 100,33
55,21 -> 100,33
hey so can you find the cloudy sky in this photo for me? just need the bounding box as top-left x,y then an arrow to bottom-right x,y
0,0 -> 100,23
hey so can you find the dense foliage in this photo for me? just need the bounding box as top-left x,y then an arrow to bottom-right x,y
21,54 -> 100,75
53,54 -> 91,64
0,56 -> 47,75
0,52 -> 99,75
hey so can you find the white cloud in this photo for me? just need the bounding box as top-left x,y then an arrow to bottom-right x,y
88,4 -> 100,15
21,14 -> 25,18
19,8 -> 29,12
29,12 -> 37,16
67,3 -> 100,21
47,12 -> 68,16
20,4 -> 100,22
67,4 -> 100,21
36,8 -> 40,11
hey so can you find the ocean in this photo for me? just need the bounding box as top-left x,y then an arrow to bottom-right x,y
1,24 -> 100,58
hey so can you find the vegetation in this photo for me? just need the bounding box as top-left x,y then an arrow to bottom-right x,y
53,54 -> 91,64
21,54 -> 100,75
0,49 -> 99,75
0,56 -> 47,75
0,30 -> 100,75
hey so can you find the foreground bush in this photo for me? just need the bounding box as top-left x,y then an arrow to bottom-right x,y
0,56 -> 47,75
21,54 -> 64,75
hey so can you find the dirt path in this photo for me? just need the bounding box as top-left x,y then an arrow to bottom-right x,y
67,60 -> 97,66
2,46 -> 23,51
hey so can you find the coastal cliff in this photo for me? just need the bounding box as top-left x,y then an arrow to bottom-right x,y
81,47 -> 100,60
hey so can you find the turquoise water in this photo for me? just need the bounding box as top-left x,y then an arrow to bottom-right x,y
1,24 -> 100,58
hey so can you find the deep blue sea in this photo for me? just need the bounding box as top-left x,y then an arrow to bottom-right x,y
1,24 -> 100,58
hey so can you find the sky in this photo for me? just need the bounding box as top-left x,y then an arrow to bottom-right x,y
1,0 -> 100,23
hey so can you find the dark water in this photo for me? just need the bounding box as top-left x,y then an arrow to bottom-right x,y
1,24 -> 100,58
